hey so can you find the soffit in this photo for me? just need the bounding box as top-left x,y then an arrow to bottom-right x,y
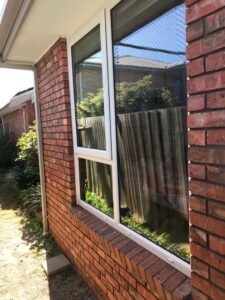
6,0 -> 110,64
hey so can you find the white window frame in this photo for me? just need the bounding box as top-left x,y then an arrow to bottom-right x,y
68,11 -> 111,161
67,1 -> 191,278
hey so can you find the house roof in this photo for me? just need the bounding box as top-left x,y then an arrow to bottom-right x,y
0,87 -> 34,118
85,55 -> 185,70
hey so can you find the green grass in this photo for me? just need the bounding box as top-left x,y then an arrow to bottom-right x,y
20,214 -> 58,257
84,190 -> 190,262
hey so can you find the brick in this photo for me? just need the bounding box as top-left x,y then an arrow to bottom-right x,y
188,94 -> 205,112
137,254 -> 158,282
129,286 -> 146,300
192,272 -> 225,299
207,165 -> 225,185
188,110 -> 225,128
187,19 -> 204,42
189,163 -> 205,179
187,57 -> 204,77
112,269 -> 128,290
190,180 -> 225,203
153,265 -> 176,300
186,0 -> 198,7
137,283 -> 156,300
172,278 -> 192,300
119,267 -> 136,288
205,7 -> 225,34
145,260 -> 166,297
189,147 -> 225,165
207,130 -> 225,145
190,226 -> 207,246
207,90 -> 225,108
190,195 -> 206,213
163,271 -> 186,298
191,242 -> 225,272
208,201 -> 225,221
210,268 -> 225,290
209,235 -> 225,255
192,287 -> 208,300
206,50 -> 225,72
191,257 -> 209,279
3,99 -> 35,141
186,1 -> 225,24
188,71 -> 225,94
188,130 -> 205,146
187,30 -> 225,60
190,210 -> 225,238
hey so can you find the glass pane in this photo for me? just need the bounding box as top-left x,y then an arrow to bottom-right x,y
72,25 -> 106,150
79,158 -> 113,218
112,1 -> 189,262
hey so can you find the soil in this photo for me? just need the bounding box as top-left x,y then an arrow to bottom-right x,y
0,171 -> 96,300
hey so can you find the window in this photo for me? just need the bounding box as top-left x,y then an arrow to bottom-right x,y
71,26 -> 105,150
112,0 -> 188,262
69,0 -> 189,275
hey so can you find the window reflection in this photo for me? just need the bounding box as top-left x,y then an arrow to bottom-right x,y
112,1 -> 189,261
79,158 -> 113,218
72,25 -> 106,150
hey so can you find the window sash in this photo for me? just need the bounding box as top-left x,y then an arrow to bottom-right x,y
69,11 -> 112,160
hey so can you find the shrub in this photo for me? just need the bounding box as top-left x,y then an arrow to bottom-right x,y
77,75 -> 176,117
16,123 -> 39,188
19,184 -> 41,215
0,127 -> 16,168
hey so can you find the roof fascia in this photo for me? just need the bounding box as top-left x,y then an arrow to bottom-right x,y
0,0 -> 34,64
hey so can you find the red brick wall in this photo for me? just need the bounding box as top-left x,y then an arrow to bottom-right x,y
36,38 -> 191,300
3,100 -> 35,141
187,1 -> 225,299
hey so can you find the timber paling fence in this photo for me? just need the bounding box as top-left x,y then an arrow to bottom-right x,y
79,106 -> 188,223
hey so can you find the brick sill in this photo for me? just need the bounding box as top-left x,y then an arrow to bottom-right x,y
70,205 -> 192,299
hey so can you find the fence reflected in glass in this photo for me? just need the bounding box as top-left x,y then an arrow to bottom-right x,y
112,0 -> 189,261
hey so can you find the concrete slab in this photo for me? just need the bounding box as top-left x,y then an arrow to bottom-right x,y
41,254 -> 71,276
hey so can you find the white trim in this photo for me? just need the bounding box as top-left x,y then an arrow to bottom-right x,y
67,10 -> 111,160
0,61 -> 33,70
67,2 -> 191,277
105,9 -> 120,224
2,0 -> 34,61
34,67 -> 48,233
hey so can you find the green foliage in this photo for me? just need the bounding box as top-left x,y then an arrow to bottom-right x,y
19,184 -> 41,214
85,190 -> 190,262
16,123 -> 39,188
77,89 -> 104,118
77,75 -> 176,117
85,190 -> 114,217
0,127 -> 16,168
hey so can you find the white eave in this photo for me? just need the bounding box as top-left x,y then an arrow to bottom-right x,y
0,0 -> 34,69
0,0 -> 120,68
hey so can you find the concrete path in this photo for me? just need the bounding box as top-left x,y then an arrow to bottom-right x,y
0,171 -> 96,300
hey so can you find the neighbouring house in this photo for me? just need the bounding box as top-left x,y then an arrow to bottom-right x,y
0,0 -> 225,299
0,87 -> 35,141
